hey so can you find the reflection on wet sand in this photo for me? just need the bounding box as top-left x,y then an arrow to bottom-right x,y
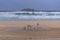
4,23 -> 49,32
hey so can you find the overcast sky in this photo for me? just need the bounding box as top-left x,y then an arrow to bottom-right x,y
0,0 -> 60,10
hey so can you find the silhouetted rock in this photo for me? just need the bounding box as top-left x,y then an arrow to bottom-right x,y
21,8 -> 39,12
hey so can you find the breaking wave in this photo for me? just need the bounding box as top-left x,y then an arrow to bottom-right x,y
0,12 -> 60,21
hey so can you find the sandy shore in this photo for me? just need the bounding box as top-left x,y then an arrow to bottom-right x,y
0,20 -> 60,40
0,20 -> 60,28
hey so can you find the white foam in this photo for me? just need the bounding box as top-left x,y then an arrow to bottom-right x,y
0,12 -> 60,20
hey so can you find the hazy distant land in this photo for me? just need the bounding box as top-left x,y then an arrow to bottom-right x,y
0,8 -> 60,12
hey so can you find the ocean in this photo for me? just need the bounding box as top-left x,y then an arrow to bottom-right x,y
0,11 -> 60,21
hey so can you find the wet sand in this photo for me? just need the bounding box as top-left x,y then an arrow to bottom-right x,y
0,30 -> 60,40
0,20 -> 60,40
0,20 -> 60,28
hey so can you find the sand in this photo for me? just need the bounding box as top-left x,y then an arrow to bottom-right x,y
0,20 -> 60,28
0,20 -> 60,40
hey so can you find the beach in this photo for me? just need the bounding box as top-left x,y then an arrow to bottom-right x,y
0,20 -> 60,28
0,20 -> 59,40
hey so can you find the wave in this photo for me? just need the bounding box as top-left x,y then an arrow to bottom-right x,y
0,12 -> 60,21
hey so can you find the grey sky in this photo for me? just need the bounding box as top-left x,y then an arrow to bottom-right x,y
0,0 -> 60,10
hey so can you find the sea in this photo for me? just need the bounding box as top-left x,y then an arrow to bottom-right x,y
0,11 -> 60,21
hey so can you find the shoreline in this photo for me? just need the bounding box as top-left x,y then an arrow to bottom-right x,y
0,20 -> 60,28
